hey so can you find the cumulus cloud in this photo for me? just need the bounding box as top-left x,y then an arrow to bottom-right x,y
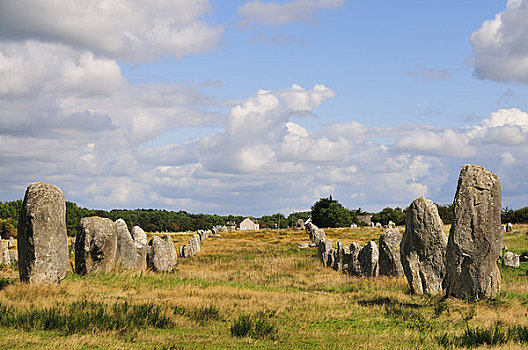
238,0 -> 346,26
0,0 -> 223,62
471,0 -> 528,82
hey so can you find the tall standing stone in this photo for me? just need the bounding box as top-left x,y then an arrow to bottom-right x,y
358,241 -> 379,277
18,182 -> 68,284
379,228 -> 404,277
401,196 -> 447,294
131,226 -> 148,272
114,219 -> 136,271
75,216 -> 117,275
317,239 -> 333,267
445,164 -> 503,299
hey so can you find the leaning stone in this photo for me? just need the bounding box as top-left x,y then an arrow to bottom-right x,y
307,223 -> 325,245
114,219 -> 136,271
378,228 -> 404,277
358,241 -> 379,277
131,226 -> 148,272
147,236 -> 175,272
18,182 -> 68,284
445,164 -> 503,300
348,242 -> 363,276
75,216 -> 117,275
502,252 -> 520,268
401,196 -> 447,294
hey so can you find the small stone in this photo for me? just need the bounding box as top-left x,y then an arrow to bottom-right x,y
502,252 -> 520,268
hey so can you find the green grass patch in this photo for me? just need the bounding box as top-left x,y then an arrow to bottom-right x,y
0,300 -> 172,334
230,312 -> 278,340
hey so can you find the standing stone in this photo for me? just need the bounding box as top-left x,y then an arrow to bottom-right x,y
2,244 -> 10,266
502,252 -> 520,268
307,223 -> 326,244
333,242 -> 350,272
164,236 -> 176,268
358,241 -> 379,277
317,239 -> 333,267
388,221 -> 396,229
445,164 -> 503,300
189,234 -> 201,256
506,223 -> 513,233
9,250 -> 18,263
75,216 -> 117,275
401,196 -> 447,294
348,242 -> 363,276
378,228 -> 404,277
18,182 -> 68,284
147,236 -> 176,272
114,219 -> 136,271
131,226 -> 148,272
8,237 -> 15,249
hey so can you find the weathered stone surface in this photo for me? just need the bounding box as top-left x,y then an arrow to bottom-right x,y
401,196 -> 447,294
75,216 -> 117,275
131,226 -> 148,272
378,228 -> 404,277
388,221 -> 396,229
307,223 -> 325,245
114,219 -> 136,271
358,241 -> 379,277
295,219 -> 305,230
506,223 -> 513,232
18,182 -> 68,284
502,252 -> 520,268
318,239 -> 333,267
10,250 -> 18,263
2,246 -> 10,265
8,237 -> 15,249
147,236 -> 175,272
297,242 -> 316,249
333,242 -> 350,272
348,242 -> 363,276
445,164 -> 503,300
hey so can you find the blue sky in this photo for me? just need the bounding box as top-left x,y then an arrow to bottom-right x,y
2,0 -> 528,215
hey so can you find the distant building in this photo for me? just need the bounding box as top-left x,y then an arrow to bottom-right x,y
357,215 -> 372,226
239,217 -> 259,231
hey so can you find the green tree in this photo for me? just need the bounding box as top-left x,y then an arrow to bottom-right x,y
311,196 -> 355,228
371,207 -> 406,226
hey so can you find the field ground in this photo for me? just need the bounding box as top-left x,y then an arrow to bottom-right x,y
0,225 -> 528,349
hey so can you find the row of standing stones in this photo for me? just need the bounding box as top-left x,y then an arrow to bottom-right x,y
15,182 -> 214,285
309,164 -> 505,300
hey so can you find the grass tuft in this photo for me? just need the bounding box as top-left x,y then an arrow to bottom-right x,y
230,312 -> 278,340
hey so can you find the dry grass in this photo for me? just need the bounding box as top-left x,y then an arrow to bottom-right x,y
0,226 -> 527,349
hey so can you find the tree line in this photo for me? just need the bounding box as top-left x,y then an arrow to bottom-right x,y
1,197 -> 526,238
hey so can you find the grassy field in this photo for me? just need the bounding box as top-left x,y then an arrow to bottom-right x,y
0,225 -> 527,349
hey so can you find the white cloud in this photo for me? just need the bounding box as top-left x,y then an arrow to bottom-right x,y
238,0 -> 346,26
395,129 -> 476,158
471,0 -> 528,82
0,0 -> 223,62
